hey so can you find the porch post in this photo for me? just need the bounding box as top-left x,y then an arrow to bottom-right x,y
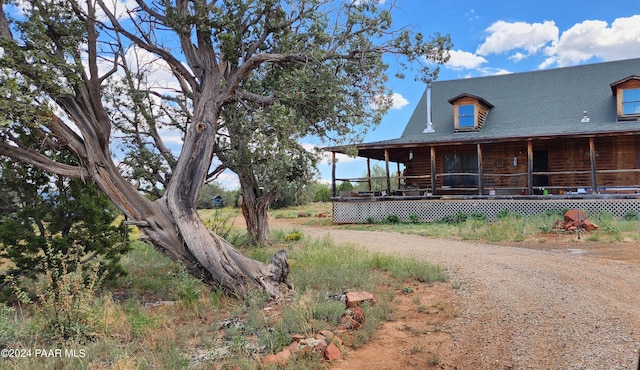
384,149 -> 391,195
397,162 -> 401,189
366,158 -> 372,191
527,140 -> 533,195
430,146 -> 436,195
477,144 -> 483,195
589,137 -> 598,194
331,151 -> 337,197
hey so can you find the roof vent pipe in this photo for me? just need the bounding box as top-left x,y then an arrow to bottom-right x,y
423,83 -> 435,133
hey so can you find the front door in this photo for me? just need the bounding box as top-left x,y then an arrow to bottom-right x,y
533,150 -> 549,194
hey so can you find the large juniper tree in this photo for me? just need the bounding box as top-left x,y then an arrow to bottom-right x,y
0,0 -> 451,297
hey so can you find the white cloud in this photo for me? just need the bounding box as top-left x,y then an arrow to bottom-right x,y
390,93 -> 409,110
446,50 -> 488,69
542,15 -> 640,67
476,20 -> 559,57
214,171 -> 240,190
96,0 -> 139,21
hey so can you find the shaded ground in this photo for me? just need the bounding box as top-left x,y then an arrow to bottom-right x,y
267,216 -> 640,369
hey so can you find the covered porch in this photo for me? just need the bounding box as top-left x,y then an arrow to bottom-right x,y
329,135 -> 640,199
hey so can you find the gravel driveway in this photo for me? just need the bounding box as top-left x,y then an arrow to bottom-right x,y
285,224 -> 640,369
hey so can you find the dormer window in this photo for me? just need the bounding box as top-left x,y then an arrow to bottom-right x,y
611,75 -> 640,121
448,93 -> 493,132
622,89 -> 640,115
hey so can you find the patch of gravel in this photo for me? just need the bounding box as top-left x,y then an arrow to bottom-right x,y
287,225 -> 640,369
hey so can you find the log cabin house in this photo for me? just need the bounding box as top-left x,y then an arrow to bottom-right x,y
327,58 -> 640,222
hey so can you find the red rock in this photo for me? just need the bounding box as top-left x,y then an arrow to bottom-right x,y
291,334 -> 306,342
312,341 -> 326,354
351,306 -> 365,325
324,342 -> 342,360
286,341 -> 299,353
345,291 -> 377,307
262,349 -> 290,366
581,219 -> 599,231
564,210 -> 587,223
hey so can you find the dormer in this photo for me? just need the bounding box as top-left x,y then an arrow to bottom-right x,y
448,93 -> 494,132
610,75 -> 640,121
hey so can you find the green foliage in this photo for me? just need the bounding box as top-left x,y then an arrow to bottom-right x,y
12,249 -> 104,344
337,181 -> 354,192
438,212 -> 469,224
623,210 -> 639,221
285,231 -> 304,242
408,214 -> 420,223
170,266 -> 203,308
197,183 -> 236,209
313,183 -> 333,202
0,157 -> 127,300
0,305 -> 20,347
203,208 -> 245,245
384,214 -> 401,224
496,209 -> 523,220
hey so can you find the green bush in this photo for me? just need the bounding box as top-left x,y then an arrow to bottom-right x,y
384,214 -> 400,224
12,249 -> 104,344
623,210 -> 639,221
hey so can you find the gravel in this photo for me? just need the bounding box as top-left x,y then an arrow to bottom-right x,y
290,226 -> 640,369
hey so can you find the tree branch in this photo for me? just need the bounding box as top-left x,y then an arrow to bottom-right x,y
0,142 -> 89,179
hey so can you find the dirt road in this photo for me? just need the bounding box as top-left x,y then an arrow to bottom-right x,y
273,220 -> 640,369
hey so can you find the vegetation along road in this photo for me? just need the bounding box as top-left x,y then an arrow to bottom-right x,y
279,220 -> 640,369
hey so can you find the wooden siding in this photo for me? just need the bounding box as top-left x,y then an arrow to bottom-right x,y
400,136 -> 640,196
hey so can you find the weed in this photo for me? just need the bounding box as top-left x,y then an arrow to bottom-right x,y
384,214 -> 400,224
12,248 -> 104,344
432,301 -> 447,311
170,265 -> 203,308
409,344 -> 424,354
623,210 -> 639,221
285,230 -> 304,241
408,214 -> 419,223
401,286 -> 414,294
428,352 -> 441,366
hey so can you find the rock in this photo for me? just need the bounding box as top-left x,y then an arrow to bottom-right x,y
291,334 -> 306,342
261,349 -> 290,366
564,210 -> 587,223
286,341 -> 299,354
324,342 -> 342,360
351,306 -> 366,325
339,307 -> 365,330
554,210 -> 599,232
345,291 -> 377,307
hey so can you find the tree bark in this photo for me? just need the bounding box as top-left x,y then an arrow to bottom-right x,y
238,172 -> 273,246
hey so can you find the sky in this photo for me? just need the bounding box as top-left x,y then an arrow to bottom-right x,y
6,0 -> 640,190
306,0 -> 640,190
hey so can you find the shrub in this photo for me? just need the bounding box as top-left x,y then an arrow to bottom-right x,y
384,214 -> 400,224
438,212 -> 469,224
12,248 -> 104,344
623,210 -> 639,221
408,214 -> 419,223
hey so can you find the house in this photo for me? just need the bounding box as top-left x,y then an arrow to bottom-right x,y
212,195 -> 224,208
327,58 -> 640,222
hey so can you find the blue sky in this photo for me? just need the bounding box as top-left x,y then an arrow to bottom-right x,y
303,0 -> 640,190
7,0 -> 638,190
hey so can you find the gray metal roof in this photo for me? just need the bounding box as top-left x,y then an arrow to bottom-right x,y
358,57 -> 640,149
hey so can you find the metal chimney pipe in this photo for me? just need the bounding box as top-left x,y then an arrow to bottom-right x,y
423,83 -> 435,133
